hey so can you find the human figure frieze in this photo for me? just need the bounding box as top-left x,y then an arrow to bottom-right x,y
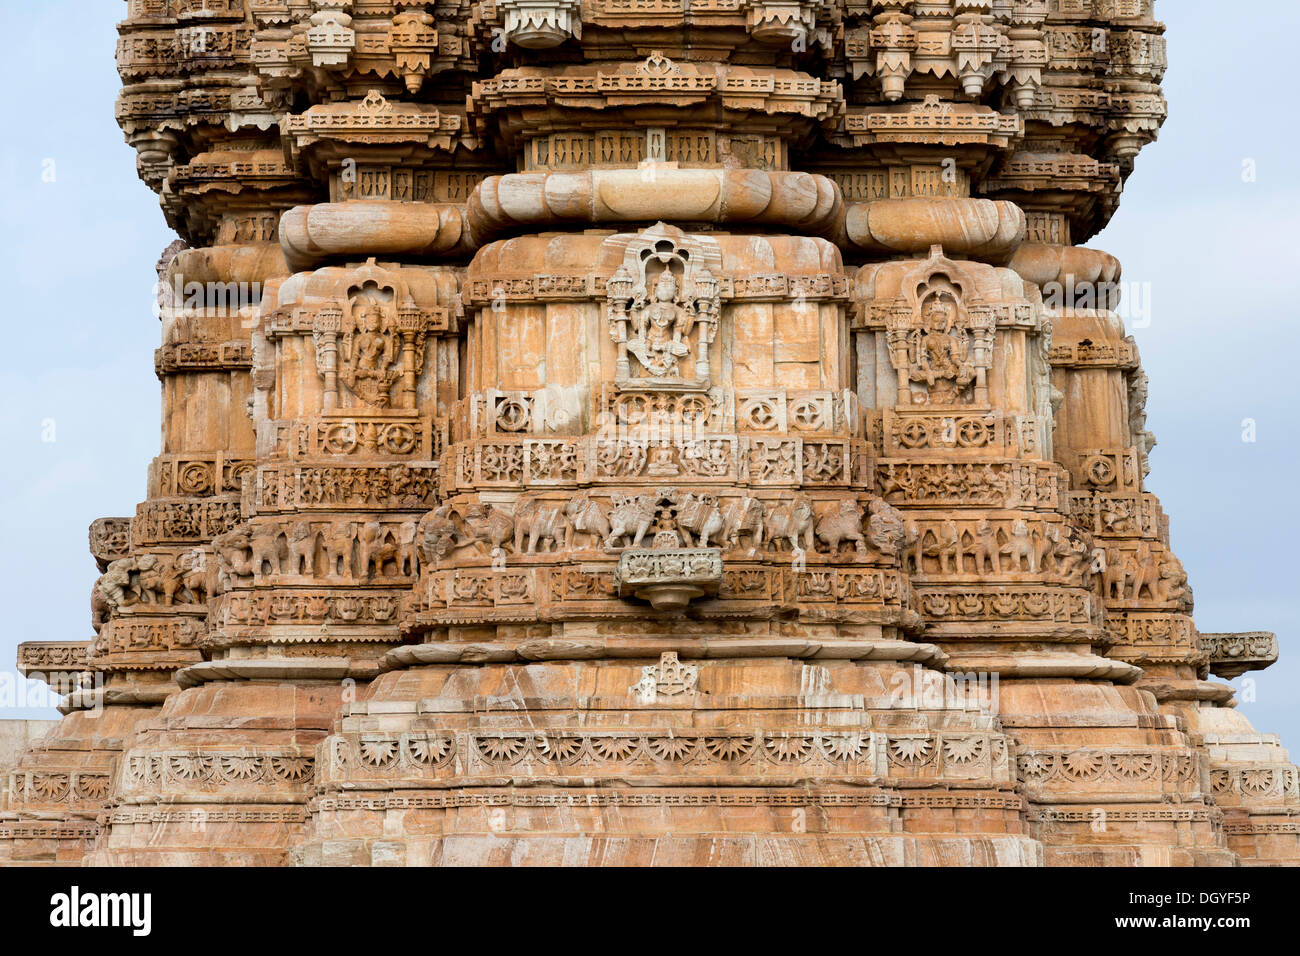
1047,333 -> 1138,371
1065,488 -> 1161,540
411,563 -> 918,625
449,434 -> 872,489
251,462 -> 439,513
877,460 -> 1065,510
89,518 -> 134,573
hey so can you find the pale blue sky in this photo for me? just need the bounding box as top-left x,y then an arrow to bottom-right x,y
2,1 -> 1298,752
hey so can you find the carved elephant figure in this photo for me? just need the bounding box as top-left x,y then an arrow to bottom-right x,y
514,496 -> 567,554
970,520 -> 999,574
97,557 -> 136,610
565,493 -> 609,550
213,527 -> 255,589
1102,547 -> 1129,600
722,495 -> 764,550
322,521 -> 356,579
903,521 -> 924,572
815,499 -> 867,557
90,581 -> 110,632
677,493 -> 724,548
153,553 -> 188,606
1002,520 -> 1037,573
866,499 -> 906,560
359,520 -> 399,579
1055,530 -> 1091,587
250,525 -> 281,579
1130,542 -> 1159,600
607,494 -> 656,549
396,520 -> 420,576
936,520 -> 963,574
463,503 -> 515,555
177,549 -> 209,604
131,554 -> 165,604
1037,524 -> 1061,574
1157,554 -> 1190,605
287,521 -> 316,576
766,497 -> 815,552
418,506 -> 460,568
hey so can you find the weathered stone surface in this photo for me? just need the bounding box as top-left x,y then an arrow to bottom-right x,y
1,0 -> 1293,867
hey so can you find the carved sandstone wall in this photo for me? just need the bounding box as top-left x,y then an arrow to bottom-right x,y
1,0 -> 1294,867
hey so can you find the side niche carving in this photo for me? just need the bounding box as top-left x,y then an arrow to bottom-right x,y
313,260 -> 428,412
607,225 -> 722,390
884,248 -> 994,407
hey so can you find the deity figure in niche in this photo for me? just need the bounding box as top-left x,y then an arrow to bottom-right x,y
909,284 -> 975,404
608,226 -> 721,388
340,289 -> 401,407
628,269 -> 694,378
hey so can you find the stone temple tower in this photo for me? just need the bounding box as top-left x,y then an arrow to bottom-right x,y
1,0 -> 1296,866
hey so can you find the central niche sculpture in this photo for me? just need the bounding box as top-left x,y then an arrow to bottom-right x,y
312,259 -> 430,413
341,286 -> 401,408
911,280 -> 974,404
885,248 -> 994,407
607,227 -> 720,389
